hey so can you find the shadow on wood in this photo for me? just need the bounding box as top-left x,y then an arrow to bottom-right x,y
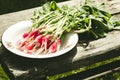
0,0 -> 67,15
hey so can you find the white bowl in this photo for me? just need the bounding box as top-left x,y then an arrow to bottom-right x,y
2,21 -> 78,58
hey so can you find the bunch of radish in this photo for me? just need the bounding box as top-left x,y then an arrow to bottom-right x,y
16,28 -> 62,54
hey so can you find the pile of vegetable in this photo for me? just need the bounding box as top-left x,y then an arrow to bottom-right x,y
16,0 -> 120,54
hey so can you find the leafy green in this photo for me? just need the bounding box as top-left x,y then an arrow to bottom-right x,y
31,0 -> 120,39
0,65 -> 10,80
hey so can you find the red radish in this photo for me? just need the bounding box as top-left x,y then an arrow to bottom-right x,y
25,43 -> 34,50
35,35 -> 44,46
33,32 -> 40,39
27,29 -> 39,38
42,35 -> 51,49
22,32 -> 29,38
15,26 -> 63,54
49,39 -> 61,53
49,41 -> 57,53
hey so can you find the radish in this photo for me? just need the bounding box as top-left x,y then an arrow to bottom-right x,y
42,35 -> 51,50
25,43 -> 34,50
35,35 -> 44,46
27,29 -> 39,38
15,23 -> 63,54
33,31 -> 40,39
49,41 -> 57,53
48,39 -> 61,53
22,32 -> 29,38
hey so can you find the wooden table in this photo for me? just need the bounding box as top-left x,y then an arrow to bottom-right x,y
0,0 -> 120,80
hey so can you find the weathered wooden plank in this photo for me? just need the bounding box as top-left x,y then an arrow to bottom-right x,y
0,0 -> 120,80
73,31 -> 120,62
